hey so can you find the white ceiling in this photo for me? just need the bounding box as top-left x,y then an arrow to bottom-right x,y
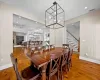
13,14 -> 49,33
0,0 -> 100,23
13,14 -> 44,29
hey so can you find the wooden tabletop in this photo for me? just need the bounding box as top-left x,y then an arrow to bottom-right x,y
29,47 -> 64,68
13,47 -> 69,80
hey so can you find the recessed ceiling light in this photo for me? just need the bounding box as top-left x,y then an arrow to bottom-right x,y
84,7 -> 88,9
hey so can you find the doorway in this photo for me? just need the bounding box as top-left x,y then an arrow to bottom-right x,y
66,21 -> 80,54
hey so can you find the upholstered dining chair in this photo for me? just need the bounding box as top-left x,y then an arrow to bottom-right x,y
10,53 -> 41,80
46,55 -> 61,80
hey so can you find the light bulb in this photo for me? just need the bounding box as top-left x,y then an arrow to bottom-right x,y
84,7 -> 88,9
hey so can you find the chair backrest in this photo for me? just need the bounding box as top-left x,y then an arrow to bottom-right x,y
23,42 -> 28,47
25,47 -> 39,56
48,56 -> 61,76
68,49 -> 73,61
37,46 -> 42,50
61,49 -> 69,66
43,46 -> 49,52
10,53 -> 22,80
50,45 -> 55,50
62,44 -> 69,48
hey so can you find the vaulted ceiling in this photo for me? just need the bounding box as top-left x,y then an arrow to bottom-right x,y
0,0 -> 100,23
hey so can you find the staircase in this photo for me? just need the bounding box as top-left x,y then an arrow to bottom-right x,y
67,31 -> 79,51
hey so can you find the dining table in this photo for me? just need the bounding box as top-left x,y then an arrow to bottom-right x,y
27,47 -> 69,80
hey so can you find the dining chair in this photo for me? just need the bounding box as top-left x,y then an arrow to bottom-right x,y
62,44 -> 69,49
43,46 -> 49,52
37,46 -> 44,54
21,42 -> 27,48
46,55 -> 61,80
10,53 -> 41,80
50,45 -> 55,50
24,47 -> 39,57
67,49 -> 73,71
60,48 -> 69,80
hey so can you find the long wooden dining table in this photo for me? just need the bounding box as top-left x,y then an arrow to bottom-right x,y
27,47 -> 67,80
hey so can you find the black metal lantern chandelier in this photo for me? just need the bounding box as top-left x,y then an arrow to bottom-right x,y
45,1 -> 65,29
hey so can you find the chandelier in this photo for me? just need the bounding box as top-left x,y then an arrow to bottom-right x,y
45,1 -> 65,29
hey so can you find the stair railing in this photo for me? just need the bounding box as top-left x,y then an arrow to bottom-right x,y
66,30 -> 79,42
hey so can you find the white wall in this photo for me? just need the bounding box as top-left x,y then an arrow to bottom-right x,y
0,2 -> 42,68
0,3 -> 13,66
50,27 -> 66,47
50,9 -> 100,64
95,21 -> 100,60
65,10 -> 100,63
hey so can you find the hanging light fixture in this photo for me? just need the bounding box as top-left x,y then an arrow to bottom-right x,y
45,1 -> 65,29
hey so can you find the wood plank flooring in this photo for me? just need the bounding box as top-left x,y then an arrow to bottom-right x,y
0,48 -> 100,80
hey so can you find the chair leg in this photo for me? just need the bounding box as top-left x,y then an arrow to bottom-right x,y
61,70 -> 64,80
67,63 -> 70,71
60,66 -> 66,80
64,64 -> 68,73
61,75 -> 64,80
57,71 -> 59,80
48,76 -> 50,80
61,68 -> 63,80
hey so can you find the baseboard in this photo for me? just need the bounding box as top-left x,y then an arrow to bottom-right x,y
79,56 -> 100,64
0,63 -> 12,70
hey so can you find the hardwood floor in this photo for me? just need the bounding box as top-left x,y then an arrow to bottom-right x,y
0,48 -> 100,80
64,54 -> 100,80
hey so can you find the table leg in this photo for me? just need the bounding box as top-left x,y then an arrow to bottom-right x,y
41,65 -> 47,80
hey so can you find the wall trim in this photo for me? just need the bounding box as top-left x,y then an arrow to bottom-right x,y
0,63 -> 12,70
79,56 -> 100,64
